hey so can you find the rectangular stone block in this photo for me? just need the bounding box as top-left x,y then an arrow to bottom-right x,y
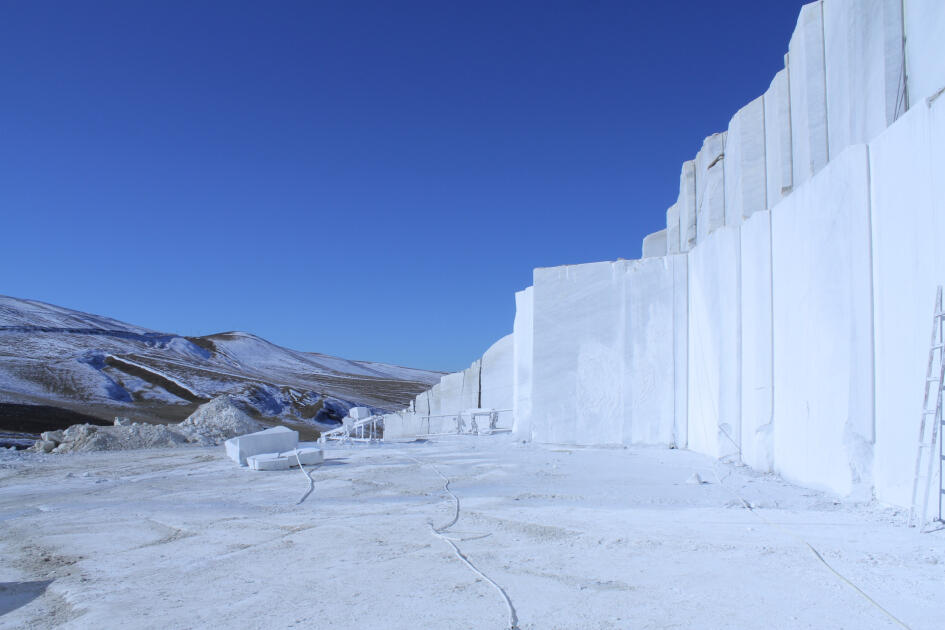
247,453 -> 290,471
481,333 -> 514,426
625,257 -> 676,445
512,287 -> 535,439
282,447 -> 324,467
740,210 -> 774,472
678,161 -> 697,249
725,96 -> 767,223
666,204 -> 681,254
771,144 -> 873,497
870,101 -> 945,510
764,68 -> 794,205
823,0 -> 905,154
789,1 -> 830,185
904,0 -> 945,106
672,253 -> 689,448
695,133 -> 726,243
225,426 -> 299,466
642,229 -> 667,258
687,226 -> 741,460
531,261 -> 626,445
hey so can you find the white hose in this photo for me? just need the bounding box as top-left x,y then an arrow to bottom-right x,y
711,462 -> 911,629
407,455 -> 519,630
295,451 -> 315,505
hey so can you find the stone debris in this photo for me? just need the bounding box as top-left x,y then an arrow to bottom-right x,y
31,395 -> 266,454
178,396 -> 265,446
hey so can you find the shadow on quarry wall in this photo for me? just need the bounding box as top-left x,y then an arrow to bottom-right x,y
0,579 -> 53,616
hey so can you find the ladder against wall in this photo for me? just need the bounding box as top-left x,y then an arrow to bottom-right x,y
910,286 -> 945,528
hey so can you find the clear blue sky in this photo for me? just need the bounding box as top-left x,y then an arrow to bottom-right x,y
1,0 -> 806,372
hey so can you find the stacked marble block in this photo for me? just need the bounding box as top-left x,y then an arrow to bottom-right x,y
225,426 -> 324,471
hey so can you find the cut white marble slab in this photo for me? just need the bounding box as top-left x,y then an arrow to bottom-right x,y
512,287 -> 535,440
764,68 -> 794,206
665,204 -> 681,254
695,133 -> 727,243
225,426 -> 299,467
671,253 -> 689,449
869,101 -> 945,511
678,160 -> 697,250
788,1 -> 830,186
687,226 -> 741,460
823,0 -> 904,156
625,257 -> 676,445
642,229 -> 668,258
481,334 -> 514,426
771,144 -> 873,497
246,452 -> 290,471
531,261 -> 626,445
740,210 -> 774,472
904,0 -> 945,106
725,96 -> 767,223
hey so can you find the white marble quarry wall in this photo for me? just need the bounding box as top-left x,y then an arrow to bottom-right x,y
400,0 -> 944,509
869,99 -> 945,510
461,360 -> 481,410
666,204 -> 681,255
764,68 -> 794,206
436,372 -> 465,416
414,390 -> 431,417
672,253 -> 689,448
789,1 -> 830,187
771,145 -> 874,497
678,161 -> 697,251
687,225 -> 741,460
625,257 -> 678,445
512,287 -> 534,439
824,0 -> 905,152
904,0 -> 945,106
481,333 -> 514,428
383,412 -> 421,440
642,229 -> 667,258
695,133 -> 727,243
531,261 -> 627,445
739,210 -> 774,472
724,96 -> 767,224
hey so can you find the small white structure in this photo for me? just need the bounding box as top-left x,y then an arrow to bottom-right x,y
225,426 -> 299,466
348,407 -> 372,420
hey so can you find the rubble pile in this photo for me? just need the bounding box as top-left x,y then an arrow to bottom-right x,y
32,396 -> 266,454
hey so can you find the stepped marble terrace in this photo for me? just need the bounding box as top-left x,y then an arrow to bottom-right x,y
384,0 -> 945,514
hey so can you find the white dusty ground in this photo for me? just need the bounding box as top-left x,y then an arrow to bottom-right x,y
1,435 -> 943,629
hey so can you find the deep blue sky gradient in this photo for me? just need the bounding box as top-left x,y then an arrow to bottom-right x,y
1,0 -> 807,371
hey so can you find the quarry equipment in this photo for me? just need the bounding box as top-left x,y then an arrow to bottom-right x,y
318,413 -> 382,444
910,286 -> 945,528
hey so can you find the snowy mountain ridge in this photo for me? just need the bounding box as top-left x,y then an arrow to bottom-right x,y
0,295 -> 442,434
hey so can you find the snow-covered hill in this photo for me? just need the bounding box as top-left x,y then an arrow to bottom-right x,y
0,296 -> 442,434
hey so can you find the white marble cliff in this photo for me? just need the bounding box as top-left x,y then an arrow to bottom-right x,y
385,0 -> 945,513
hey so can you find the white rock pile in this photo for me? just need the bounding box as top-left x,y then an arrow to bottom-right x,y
32,396 -> 266,454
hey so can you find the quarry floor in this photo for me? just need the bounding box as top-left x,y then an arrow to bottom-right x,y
1,435 -> 943,630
